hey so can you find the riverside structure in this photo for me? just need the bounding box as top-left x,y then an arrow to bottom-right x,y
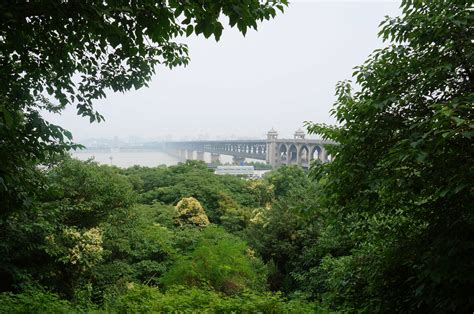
164,129 -> 334,169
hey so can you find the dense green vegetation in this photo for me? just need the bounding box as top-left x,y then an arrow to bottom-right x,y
1,0 -> 472,312
0,158 -> 323,311
304,1 -> 473,311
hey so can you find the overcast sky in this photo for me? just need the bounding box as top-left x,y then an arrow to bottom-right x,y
43,0 -> 400,142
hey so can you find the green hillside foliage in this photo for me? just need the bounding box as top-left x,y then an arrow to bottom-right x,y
0,158 -> 327,311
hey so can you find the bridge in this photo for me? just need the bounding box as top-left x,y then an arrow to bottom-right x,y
164,129 -> 334,169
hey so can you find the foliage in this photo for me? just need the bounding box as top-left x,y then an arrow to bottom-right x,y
42,157 -> 136,228
244,161 -> 273,170
122,161 -> 261,223
0,158 -> 136,297
94,203 -> 176,298
246,179 -> 275,208
161,226 -> 267,295
0,290 -> 81,314
46,226 -> 104,270
245,166 -> 322,292
0,285 -> 323,313
174,197 -> 210,227
306,0 -> 474,312
265,165 -> 308,199
1,158 -> 304,310
106,284 -> 321,313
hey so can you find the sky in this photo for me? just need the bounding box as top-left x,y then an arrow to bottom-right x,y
43,0 -> 401,142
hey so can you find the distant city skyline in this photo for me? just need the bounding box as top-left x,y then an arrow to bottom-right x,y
42,1 -> 400,142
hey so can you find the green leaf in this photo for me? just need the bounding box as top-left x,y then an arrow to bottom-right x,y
214,25 -> 223,41
3,110 -> 13,128
63,130 -> 73,140
186,25 -> 194,37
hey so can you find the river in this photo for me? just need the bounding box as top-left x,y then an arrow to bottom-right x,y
72,150 -> 235,168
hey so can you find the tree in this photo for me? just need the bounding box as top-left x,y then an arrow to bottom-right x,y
160,226 -> 268,295
43,158 -> 136,227
174,197 -> 210,227
127,161 -> 260,223
245,166 -> 321,293
0,158 -> 136,297
0,0 -> 287,212
306,0 -> 473,312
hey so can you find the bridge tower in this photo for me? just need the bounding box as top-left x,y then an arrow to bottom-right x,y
294,128 -> 305,165
266,128 -> 278,168
294,128 -> 305,140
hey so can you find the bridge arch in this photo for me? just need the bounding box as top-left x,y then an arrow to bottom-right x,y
311,145 -> 323,162
299,145 -> 310,167
164,137 -> 333,169
288,144 -> 298,164
278,143 -> 288,163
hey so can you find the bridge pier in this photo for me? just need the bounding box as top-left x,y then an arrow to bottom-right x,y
177,149 -> 185,161
211,153 -> 220,164
186,149 -> 193,160
196,151 -> 205,162
266,128 -> 279,168
321,149 -> 328,163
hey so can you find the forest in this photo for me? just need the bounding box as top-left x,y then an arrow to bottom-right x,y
1,0 -> 473,313
0,159 -> 324,312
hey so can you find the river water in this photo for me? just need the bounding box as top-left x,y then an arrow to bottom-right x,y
72,150 -> 235,168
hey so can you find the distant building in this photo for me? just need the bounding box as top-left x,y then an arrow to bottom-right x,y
215,165 -> 254,176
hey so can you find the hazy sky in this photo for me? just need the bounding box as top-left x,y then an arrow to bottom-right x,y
43,0 -> 400,142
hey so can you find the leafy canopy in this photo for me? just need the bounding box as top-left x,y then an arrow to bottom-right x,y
306,0 -> 473,312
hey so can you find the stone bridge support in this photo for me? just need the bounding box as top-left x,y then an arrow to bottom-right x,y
196,151 -> 205,162
265,129 -> 331,169
185,149 -> 193,160
178,149 -> 185,161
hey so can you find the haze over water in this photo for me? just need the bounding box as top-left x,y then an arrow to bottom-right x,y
72,150 -> 236,168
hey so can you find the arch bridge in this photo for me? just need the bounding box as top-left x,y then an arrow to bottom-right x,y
165,129 -> 334,169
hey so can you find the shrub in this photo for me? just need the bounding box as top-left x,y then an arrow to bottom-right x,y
0,290 -> 80,314
161,226 -> 267,295
106,284 -> 323,313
